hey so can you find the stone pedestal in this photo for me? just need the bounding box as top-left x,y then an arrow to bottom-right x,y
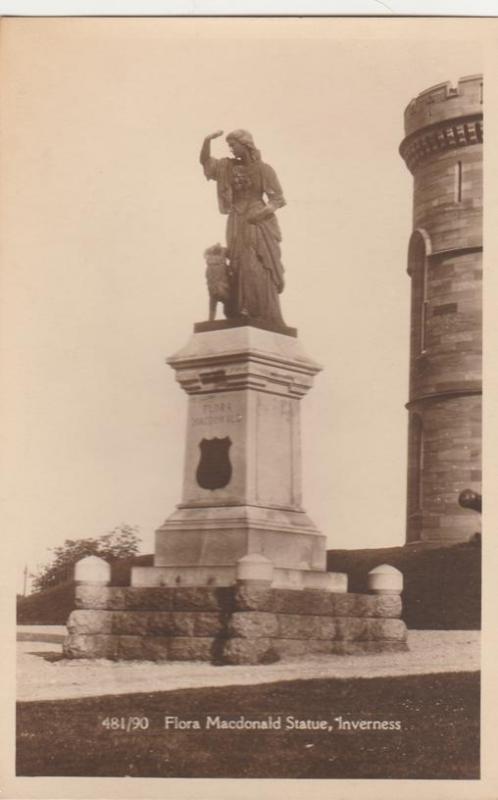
64,323 -> 409,663
133,325 -> 339,591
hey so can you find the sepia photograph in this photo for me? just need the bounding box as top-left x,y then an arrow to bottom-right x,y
1,12 -> 496,799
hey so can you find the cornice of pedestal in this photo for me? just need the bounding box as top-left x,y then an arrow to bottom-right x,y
167,325 -> 322,397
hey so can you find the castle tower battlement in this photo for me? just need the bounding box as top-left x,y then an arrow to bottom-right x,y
402,75 -> 483,140
400,75 -> 482,546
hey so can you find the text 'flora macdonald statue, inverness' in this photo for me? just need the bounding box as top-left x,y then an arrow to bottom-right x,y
63,129 -> 408,664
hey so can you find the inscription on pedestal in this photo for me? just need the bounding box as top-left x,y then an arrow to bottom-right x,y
192,399 -> 243,427
182,391 -> 247,503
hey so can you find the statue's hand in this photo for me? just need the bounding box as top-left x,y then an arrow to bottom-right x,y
206,130 -> 224,140
248,204 -> 275,224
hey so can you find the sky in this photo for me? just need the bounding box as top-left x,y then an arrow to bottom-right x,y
0,17 -> 487,591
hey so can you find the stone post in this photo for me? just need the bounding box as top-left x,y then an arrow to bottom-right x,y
74,555 -> 111,585
367,564 -> 403,595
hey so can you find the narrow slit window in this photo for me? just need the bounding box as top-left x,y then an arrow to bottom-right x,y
408,230 -> 430,357
455,161 -> 463,203
421,298 -> 428,353
408,413 -> 424,515
420,255 -> 428,354
417,421 -> 425,510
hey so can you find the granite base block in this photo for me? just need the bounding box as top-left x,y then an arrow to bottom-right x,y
67,608 -> 228,637
64,584 -> 407,664
74,584 -> 402,617
63,630 -> 408,663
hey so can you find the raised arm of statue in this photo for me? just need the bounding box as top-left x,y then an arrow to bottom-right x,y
200,131 -> 225,183
200,130 -> 224,171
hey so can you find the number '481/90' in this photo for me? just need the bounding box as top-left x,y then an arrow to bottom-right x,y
101,716 -> 149,731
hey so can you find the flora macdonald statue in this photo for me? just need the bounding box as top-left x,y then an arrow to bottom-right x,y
200,129 -> 287,330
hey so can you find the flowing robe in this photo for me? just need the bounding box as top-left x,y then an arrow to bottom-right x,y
202,155 -> 286,327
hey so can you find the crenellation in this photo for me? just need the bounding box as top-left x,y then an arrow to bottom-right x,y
403,75 -> 483,140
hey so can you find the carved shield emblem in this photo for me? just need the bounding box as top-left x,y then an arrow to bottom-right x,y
196,437 -> 232,490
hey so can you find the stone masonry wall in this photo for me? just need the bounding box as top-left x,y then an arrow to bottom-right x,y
400,76 -> 482,545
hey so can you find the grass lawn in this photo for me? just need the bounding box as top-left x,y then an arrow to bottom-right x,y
17,671 -> 479,779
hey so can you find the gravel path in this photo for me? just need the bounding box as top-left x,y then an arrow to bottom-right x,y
16,627 -> 480,703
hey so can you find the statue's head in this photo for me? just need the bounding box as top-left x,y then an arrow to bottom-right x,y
226,129 -> 261,162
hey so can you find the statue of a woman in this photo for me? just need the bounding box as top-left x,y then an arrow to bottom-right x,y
200,129 -> 287,329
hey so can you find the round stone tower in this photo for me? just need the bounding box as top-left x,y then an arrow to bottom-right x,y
399,75 -> 482,545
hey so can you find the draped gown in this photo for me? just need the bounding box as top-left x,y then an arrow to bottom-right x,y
202,155 -> 287,328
